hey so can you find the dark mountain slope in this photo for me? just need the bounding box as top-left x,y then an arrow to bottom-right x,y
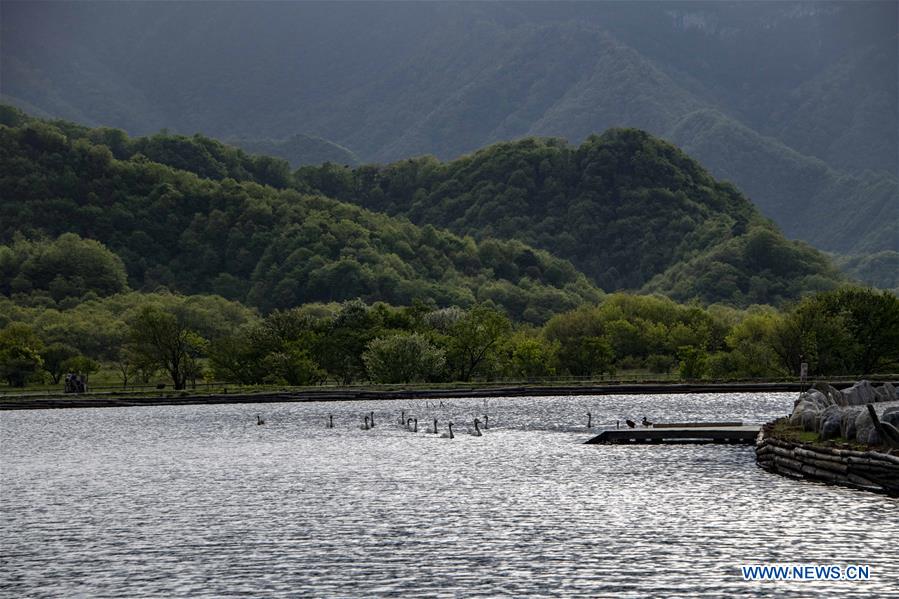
669,110 -> 898,254
3,2 -> 895,257
766,42 -> 898,173
836,251 -> 899,293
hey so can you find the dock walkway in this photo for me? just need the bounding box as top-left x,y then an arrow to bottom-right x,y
585,425 -> 761,445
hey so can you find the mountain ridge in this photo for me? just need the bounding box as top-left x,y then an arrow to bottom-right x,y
3,2 -> 894,258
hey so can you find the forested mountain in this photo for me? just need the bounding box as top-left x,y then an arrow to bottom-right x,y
295,130 -> 843,305
0,105 -> 295,187
3,2 -> 895,258
1,110 -> 844,312
0,113 -> 604,323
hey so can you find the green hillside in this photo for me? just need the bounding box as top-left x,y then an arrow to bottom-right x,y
296,130 -> 844,305
0,113 -> 602,323
642,228 -> 840,305
0,105 -> 294,188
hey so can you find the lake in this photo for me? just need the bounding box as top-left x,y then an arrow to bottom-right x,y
1,393 -> 897,597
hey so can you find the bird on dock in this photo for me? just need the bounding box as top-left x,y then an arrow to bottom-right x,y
469,418 -> 482,437
361,415 -> 370,430
642,416 -> 653,427
441,422 -> 454,439
586,412 -> 592,428
256,414 -> 265,426
625,419 -> 636,428
369,411 -> 376,427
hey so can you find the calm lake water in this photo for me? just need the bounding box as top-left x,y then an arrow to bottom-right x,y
1,393 -> 897,597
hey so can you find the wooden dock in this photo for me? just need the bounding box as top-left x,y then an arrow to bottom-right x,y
584,424 -> 761,445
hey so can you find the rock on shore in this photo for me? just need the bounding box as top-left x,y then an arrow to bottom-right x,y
789,381 -> 898,445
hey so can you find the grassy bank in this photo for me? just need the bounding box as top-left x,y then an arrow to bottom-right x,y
767,418 -> 878,452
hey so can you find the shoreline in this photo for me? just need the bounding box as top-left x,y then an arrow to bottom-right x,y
755,419 -> 899,496
0,380 -> 877,411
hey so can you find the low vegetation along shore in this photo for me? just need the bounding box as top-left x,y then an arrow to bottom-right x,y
1,284 -> 897,396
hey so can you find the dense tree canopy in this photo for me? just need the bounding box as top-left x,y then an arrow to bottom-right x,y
0,106 -> 294,187
363,333 -> 445,384
642,227 -> 842,305
295,130 -> 843,305
0,323 -> 44,387
2,286 -> 896,389
0,233 -> 128,301
776,287 -> 899,376
0,114 -> 602,323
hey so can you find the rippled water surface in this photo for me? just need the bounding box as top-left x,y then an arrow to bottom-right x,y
2,393 -> 897,597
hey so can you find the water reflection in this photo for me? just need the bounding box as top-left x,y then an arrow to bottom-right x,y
1,393 -> 896,597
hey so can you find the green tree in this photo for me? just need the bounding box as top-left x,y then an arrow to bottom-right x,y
718,309 -> 784,378
128,306 -> 207,389
816,287 -> 899,373
445,305 -> 511,381
678,346 -> 708,380
209,308 -> 324,385
61,355 -> 101,385
0,234 -> 128,300
262,344 -> 325,386
41,342 -> 80,384
567,336 -> 615,377
543,304 -> 607,375
363,332 -> 446,383
505,333 -> 559,379
0,323 -> 44,387
316,300 -> 382,384
770,299 -> 856,376
209,335 -> 259,384
112,348 -> 136,389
